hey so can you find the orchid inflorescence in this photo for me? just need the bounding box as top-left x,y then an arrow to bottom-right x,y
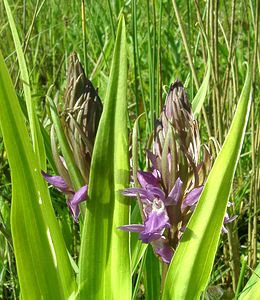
42,53 -> 102,221
119,81 -> 236,264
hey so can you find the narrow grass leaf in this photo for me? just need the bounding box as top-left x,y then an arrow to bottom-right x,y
162,65 -> 252,300
144,246 -> 161,300
78,16 -> 131,300
192,54 -> 211,118
0,52 -> 76,299
3,0 -> 46,169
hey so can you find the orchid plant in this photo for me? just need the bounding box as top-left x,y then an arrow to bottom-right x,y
119,80 -> 237,265
0,6 -> 258,300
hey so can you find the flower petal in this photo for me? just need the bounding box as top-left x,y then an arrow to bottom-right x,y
155,243 -> 173,264
181,186 -> 203,211
137,171 -> 160,188
140,231 -> 162,243
41,170 -> 70,193
67,185 -> 88,221
118,224 -> 145,233
165,177 -> 183,205
146,185 -> 165,201
120,188 -> 154,202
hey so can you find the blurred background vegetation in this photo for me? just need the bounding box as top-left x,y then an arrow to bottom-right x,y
0,0 -> 259,299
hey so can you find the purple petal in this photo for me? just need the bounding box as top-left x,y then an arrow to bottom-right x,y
224,213 -> 238,224
221,214 -> 238,234
181,186 -> 203,211
120,188 -> 154,202
67,185 -> 88,221
165,178 -> 183,205
145,185 -> 165,201
140,201 -> 170,243
155,244 -> 173,264
67,199 -> 80,222
41,170 -> 70,193
137,171 -> 160,188
118,224 -> 145,233
140,232 -> 162,243
221,225 -> 228,234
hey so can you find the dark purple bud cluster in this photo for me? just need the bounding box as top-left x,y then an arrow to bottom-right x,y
42,53 -> 102,221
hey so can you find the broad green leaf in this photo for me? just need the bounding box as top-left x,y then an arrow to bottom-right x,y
239,263 -> 260,299
78,16 -> 131,300
0,52 -> 76,299
162,64 -> 252,300
192,54 -> 211,118
3,0 -> 46,169
241,279 -> 260,300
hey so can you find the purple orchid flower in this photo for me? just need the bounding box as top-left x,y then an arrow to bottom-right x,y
222,213 -> 238,234
119,198 -> 170,243
41,171 -> 87,222
118,172 -> 182,258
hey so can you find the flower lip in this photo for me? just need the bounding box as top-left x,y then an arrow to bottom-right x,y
119,199 -> 170,244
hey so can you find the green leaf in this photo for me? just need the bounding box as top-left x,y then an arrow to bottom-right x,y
78,16 -> 131,299
162,64 -> 252,300
239,262 -> 260,300
192,54 -> 211,118
0,51 -> 76,299
3,0 -> 46,169
144,246 -> 161,300
241,280 -> 260,300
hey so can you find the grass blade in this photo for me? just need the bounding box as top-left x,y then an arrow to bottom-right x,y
192,54 -> 211,118
3,0 -> 46,168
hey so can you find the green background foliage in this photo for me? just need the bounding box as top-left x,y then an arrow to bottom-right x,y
0,0 -> 259,299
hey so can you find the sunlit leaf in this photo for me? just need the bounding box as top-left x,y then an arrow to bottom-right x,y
239,262 -> 260,300
78,16 -> 131,300
0,51 -> 76,299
